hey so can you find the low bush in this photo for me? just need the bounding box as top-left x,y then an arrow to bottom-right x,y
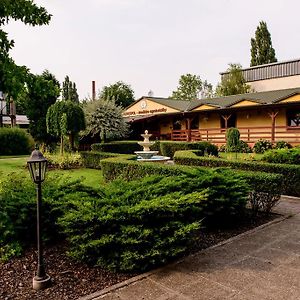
80,151 -> 128,169
275,140 -> 292,149
253,139 -> 273,154
0,173 -> 100,262
0,128 -> 34,155
160,141 -> 218,158
45,152 -> 82,169
262,148 -> 300,165
174,150 -> 298,196
236,140 -> 252,153
58,171 -> 249,272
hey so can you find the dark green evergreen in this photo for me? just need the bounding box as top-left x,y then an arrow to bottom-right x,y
250,21 -> 277,67
62,75 -> 79,103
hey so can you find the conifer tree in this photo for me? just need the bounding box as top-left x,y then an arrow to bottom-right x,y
62,75 -> 79,103
250,21 -> 277,67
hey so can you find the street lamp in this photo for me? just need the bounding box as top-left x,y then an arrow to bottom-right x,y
27,147 -> 51,290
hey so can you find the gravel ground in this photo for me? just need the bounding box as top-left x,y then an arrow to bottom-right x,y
0,213 -> 278,300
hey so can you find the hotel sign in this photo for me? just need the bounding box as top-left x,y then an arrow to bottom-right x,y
124,107 -> 167,116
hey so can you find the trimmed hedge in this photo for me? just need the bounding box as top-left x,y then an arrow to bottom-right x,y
99,152 -> 283,195
160,141 -> 218,158
262,148 -> 300,165
80,151 -> 128,169
0,128 -> 34,155
174,150 -> 297,196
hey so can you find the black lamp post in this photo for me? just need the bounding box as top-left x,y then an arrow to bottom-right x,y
27,147 -> 51,290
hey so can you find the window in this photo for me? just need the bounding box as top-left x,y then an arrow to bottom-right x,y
287,110 -> 300,127
220,114 -> 236,129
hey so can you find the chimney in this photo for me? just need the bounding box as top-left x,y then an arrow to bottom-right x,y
92,81 -> 96,100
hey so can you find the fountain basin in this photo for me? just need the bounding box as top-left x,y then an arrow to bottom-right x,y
136,155 -> 170,163
135,151 -> 158,159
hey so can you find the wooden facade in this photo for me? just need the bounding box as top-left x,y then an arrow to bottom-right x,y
124,88 -> 300,145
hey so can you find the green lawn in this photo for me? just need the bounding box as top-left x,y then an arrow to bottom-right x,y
219,152 -> 263,161
0,156 -> 104,187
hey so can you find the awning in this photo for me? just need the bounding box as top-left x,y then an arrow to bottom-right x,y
124,114 -> 158,123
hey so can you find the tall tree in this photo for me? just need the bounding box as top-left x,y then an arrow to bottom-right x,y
100,81 -> 135,108
25,70 -> 60,144
84,98 -> 129,143
250,21 -> 277,67
0,0 -> 51,97
46,100 -> 85,153
62,75 -> 79,103
216,64 -> 251,96
171,74 -> 213,101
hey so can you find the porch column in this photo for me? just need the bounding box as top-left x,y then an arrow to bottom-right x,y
268,111 -> 279,143
221,114 -> 232,129
186,118 -> 192,142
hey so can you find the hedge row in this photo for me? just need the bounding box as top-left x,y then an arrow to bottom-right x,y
98,152 -> 283,196
0,128 -> 34,155
174,150 -> 297,196
80,151 -> 128,169
160,141 -> 218,158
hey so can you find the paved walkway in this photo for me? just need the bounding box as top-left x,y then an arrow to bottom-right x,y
82,197 -> 300,300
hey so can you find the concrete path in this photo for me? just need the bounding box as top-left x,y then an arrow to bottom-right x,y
81,197 -> 300,300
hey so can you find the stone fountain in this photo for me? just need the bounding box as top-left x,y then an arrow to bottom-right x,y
135,130 -> 170,162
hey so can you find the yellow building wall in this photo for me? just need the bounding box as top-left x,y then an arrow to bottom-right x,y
124,99 -> 179,116
199,113 -> 220,129
231,100 -> 261,108
237,108 -> 286,127
279,94 -> 300,103
193,104 -> 217,111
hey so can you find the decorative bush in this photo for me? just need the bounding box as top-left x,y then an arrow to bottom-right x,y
0,128 -> 34,155
91,141 -> 142,154
236,140 -> 252,153
80,151 -> 128,169
0,173 -> 99,261
253,139 -> 273,154
275,140 -> 292,149
160,141 -> 218,158
58,172 -> 249,272
45,152 -> 82,169
262,148 -> 300,165
174,150 -> 299,196
226,128 -> 240,152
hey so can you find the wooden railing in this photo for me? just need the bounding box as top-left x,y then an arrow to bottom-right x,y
171,126 -> 300,145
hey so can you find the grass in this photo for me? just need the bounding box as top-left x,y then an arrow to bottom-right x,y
219,152 -> 263,161
0,156 -> 104,188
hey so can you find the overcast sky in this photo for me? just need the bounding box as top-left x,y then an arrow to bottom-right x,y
5,0 -> 300,100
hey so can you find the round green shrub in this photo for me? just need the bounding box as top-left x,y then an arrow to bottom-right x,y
262,148 -> 300,164
0,128 -> 34,155
253,139 -> 273,154
237,140 -> 252,153
275,140 -> 292,149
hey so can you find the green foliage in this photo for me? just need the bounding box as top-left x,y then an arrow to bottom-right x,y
80,151 -> 127,169
84,99 -> 129,142
25,70 -> 60,144
262,148 -> 300,165
275,140 -> 292,149
159,141 -> 218,158
58,171 -> 248,271
171,74 -> 213,100
236,140 -> 252,153
100,81 -> 135,108
62,75 -> 79,103
46,100 -> 86,150
91,141 -> 142,154
0,0 -> 51,100
174,150 -> 300,196
253,139 -> 273,153
45,152 -> 82,169
0,173 -> 103,262
250,21 -> 277,67
226,128 -> 240,152
0,127 -> 34,155
216,63 -> 251,96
